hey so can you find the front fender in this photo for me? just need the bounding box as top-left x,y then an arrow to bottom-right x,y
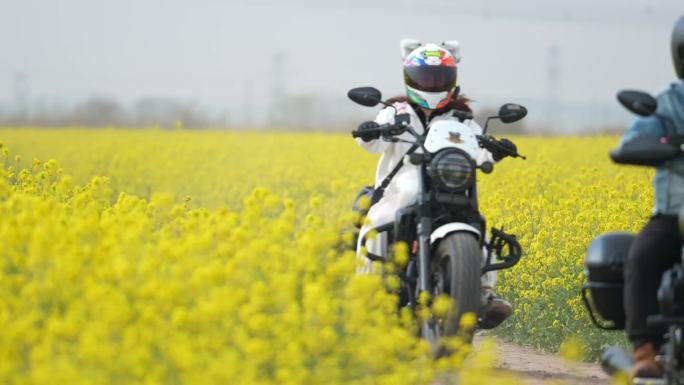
430,223 -> 481,245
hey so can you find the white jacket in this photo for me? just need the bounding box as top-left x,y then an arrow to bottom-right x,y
355,101 -> 497,288
355,101 -> 495,191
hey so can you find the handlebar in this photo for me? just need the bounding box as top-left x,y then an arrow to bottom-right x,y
351,122 -> 526,160
610,136 -> 682,167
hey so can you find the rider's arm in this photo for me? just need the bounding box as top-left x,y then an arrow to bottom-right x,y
620,84 -> 684,145
354,106 -> 396,154
620,116 -> 666,146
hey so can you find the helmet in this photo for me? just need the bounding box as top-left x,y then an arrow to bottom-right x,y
403,43 -> 460,110
673,15 -> 684,79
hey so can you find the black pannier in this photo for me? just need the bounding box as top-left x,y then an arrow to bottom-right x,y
582,232 -> 635,330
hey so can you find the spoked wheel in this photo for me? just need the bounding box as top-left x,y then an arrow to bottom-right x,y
422,232 -> 481,357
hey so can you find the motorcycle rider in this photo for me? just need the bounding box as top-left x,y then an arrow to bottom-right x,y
354,39 -> 518,329
619,15 -> 684,379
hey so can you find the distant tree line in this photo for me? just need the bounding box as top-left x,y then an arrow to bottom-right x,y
0,93 -> 627,133
0,96 -> 229,129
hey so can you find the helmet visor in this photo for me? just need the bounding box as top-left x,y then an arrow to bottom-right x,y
404,66 -> 457,93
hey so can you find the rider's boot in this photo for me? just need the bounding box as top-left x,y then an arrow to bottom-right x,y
478,288 -> 513,329
631,342 -> 664,379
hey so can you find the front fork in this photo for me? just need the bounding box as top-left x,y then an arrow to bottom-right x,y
414,167 -> 434,338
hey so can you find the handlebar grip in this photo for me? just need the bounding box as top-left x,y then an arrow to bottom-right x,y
478,135 -> 526,160
351,123 -> 400,139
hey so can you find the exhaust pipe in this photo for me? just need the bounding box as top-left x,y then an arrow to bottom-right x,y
601,346 -> 633,376
601,346 -> 667,385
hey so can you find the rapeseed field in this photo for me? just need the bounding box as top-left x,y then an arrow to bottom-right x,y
0,129 -> 652,383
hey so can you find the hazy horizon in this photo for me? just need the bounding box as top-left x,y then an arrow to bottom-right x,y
1,0 -> 682,131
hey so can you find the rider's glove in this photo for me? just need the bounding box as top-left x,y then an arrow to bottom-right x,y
491,138 -> 517,161
357,121 -> 381,142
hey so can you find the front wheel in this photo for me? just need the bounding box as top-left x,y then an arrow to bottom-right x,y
424,232 -> 481,354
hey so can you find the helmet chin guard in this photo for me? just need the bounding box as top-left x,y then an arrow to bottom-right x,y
673,15 -> 684,80
406,86 -> 456,110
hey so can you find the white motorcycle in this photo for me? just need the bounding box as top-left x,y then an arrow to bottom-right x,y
349,86 -> 526,355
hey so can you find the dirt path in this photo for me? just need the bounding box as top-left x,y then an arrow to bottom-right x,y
475,336 -> 611,385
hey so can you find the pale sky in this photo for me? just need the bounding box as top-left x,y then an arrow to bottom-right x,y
1,0 -> 682,130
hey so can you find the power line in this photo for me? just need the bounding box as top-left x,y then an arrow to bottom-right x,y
234,0 -> 677,27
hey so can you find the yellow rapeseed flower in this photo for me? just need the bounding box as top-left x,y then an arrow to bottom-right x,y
0,129 -> 650,382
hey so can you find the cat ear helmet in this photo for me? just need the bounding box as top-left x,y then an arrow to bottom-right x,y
403,43 -> 460,110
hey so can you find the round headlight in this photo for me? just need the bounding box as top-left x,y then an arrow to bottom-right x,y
428,149 -> 474,191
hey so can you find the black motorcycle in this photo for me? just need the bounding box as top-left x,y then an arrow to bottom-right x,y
582,90 -> 684,385
348,86 -> 526,355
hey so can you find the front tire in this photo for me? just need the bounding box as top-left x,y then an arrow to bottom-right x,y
424,232 -> 481,354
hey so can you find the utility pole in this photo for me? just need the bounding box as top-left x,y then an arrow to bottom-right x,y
13,71 -> 29,124
270,52 -> 286,127
545,45 -> 560,133
244,79 -> 253,128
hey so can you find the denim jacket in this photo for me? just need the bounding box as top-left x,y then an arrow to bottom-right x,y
620,82 -> 684,215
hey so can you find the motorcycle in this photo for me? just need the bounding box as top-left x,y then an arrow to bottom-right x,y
582,89 -> 684,385
348,86 -> 526,355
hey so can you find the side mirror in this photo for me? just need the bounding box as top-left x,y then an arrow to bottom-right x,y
610,136 -> 679,166
617,90 -> 658,117
348,87 -> 383,107
498,103 -> 527,124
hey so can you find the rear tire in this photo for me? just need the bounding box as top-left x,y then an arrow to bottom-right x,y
425,232 -> 481,355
